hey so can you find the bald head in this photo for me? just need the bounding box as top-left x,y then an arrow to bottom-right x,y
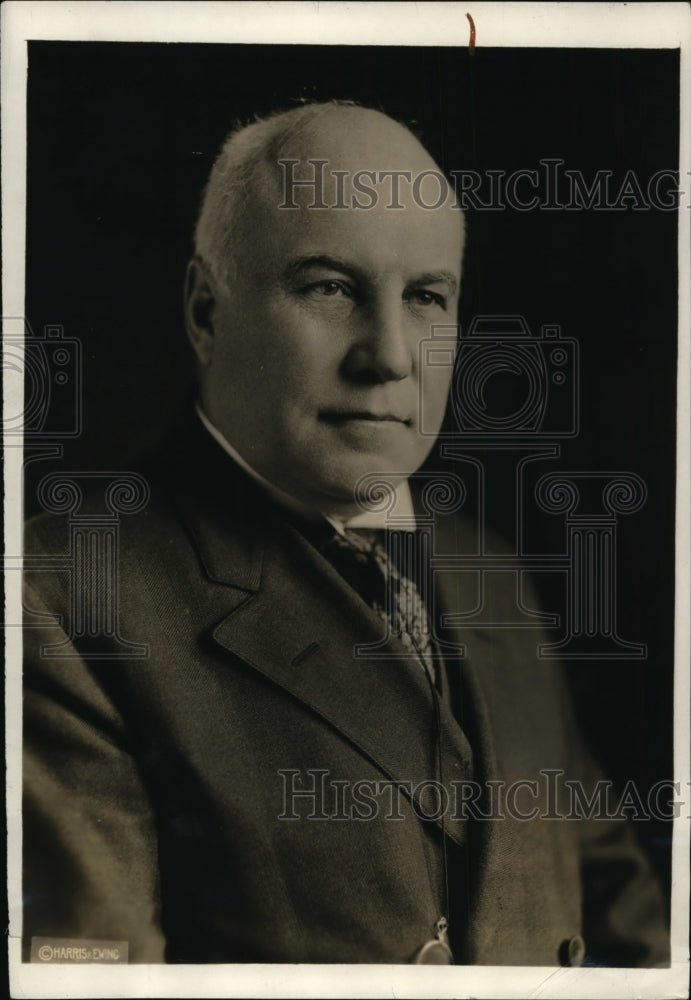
194,102 -> 464,289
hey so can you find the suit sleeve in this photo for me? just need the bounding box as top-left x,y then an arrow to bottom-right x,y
578,810 -> 670,967
519,562 -> 671,968
22,578 -> 166,963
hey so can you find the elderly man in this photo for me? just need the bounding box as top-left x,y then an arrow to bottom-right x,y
22,102 -> 668,966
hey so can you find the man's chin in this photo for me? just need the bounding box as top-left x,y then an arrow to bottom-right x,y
295,457 -> 425,516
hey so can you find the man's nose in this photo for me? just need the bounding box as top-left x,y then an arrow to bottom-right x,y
341,298 -> 413,383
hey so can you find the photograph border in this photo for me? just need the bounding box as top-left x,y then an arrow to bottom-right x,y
4,3 -> 690,998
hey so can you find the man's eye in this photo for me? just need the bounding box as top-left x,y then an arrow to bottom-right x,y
306,280 -> 353,298
407,289 -> 447,309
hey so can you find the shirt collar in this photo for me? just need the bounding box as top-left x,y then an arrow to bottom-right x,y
195,403 -> 416,534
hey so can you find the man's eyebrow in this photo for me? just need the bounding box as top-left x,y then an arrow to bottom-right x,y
407,272 -> 459,295
285,255 -> 360,279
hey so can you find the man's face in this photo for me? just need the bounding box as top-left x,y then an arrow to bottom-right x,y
197,111 -> 464,515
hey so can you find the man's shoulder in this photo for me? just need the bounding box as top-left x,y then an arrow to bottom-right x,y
24,409 -> 259,551
24,486 -> 178,554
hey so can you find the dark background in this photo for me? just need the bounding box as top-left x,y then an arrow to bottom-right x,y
24,42 -> 679,900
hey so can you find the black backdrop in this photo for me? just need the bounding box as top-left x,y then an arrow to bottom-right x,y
24,42 -> 679,899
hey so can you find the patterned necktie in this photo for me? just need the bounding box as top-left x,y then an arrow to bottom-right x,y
323,527 -> 435,679
322,526 -> 455,963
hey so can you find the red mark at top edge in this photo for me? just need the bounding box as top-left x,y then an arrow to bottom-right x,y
466,12 -> 476,54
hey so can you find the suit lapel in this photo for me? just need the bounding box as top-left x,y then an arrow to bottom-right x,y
210,517 -> 475,846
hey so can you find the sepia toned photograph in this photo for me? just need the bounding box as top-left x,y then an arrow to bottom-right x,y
4,3 -> 689,998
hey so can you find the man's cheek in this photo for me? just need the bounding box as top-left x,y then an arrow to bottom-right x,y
419,367 -> 454,432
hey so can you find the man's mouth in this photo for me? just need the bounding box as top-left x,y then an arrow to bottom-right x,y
320,410 -> 412,426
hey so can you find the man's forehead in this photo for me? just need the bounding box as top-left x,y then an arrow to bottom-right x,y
242,164 -> 463,278
224,107 -> 464,278
248,154 -> 459,231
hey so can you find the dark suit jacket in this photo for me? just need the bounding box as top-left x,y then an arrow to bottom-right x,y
22,414 -> 669,965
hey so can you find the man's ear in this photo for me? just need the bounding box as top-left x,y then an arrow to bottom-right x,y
184,257 -> 219,368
